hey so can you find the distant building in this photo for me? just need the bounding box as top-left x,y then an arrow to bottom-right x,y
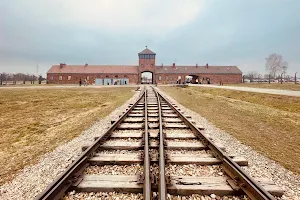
47,47 -> 242,85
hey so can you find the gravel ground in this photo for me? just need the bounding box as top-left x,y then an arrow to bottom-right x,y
164,129 -> 194,134
84,164 -> 143,175
157,87 -> 300,200
112,130 -> 143,135
166,150 -> 211,155
166,139 -> 201,143
64,191 -> 144,200
98,150 -> 143,154
168,194 -> 249,200
104,139 -> 141,145
166,164 -> 224,177
0,90 -> 141,200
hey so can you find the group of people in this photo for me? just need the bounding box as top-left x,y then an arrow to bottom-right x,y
79,78 -> 88,86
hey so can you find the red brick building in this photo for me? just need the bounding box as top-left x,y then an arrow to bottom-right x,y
47,47 -> 242,85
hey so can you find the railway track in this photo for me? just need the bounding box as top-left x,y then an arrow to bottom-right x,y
36,86 -> 283,200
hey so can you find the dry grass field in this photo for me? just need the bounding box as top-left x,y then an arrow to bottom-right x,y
0,87 -> 134,185
160,86 -> 300,174
226,83 -> 300,91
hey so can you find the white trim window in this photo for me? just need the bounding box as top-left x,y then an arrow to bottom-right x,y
59,76 -> 62,80
158,75 -> 162,81
87,76 -> 90,80
68,76 -> 71,80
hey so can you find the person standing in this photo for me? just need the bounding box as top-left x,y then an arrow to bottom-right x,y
79,78 -> 82,86
84,79 -> 87,86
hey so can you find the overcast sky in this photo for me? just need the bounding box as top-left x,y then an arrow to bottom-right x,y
1,0 -> 299,76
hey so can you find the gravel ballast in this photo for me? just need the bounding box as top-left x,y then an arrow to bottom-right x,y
0,90 -> 141,200
158,87 -> 300,200
2,87 -> 300,199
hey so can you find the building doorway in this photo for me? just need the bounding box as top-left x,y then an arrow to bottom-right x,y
141,71 -> 153,84
185,75 -> 200,84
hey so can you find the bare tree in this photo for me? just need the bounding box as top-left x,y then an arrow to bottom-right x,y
247,71 -> 258,82
265,53 -> 288,77
281,61 -> 289,74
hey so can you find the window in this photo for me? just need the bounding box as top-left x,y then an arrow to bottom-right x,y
178,76 -> 181,80
159,75 -> 162,81
50,76 -> 53,80
115,75 -> 118,78
166,76 -> 168,80
59,76 -> 62,80
68,76 -> 71,80
87,76 -> 89,80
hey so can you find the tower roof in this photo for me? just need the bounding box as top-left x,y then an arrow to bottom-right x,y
138,47 -> 156,55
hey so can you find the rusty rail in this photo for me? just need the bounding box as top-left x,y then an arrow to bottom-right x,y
36,89 -> 146,200
155,88 -> 275,200
143,89 -> 152,200
155,89 -> 167,200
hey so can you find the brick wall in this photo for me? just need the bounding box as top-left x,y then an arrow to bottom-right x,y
47,73 -> 139,84
47,73 -> 242,85
156,73 -> 242,84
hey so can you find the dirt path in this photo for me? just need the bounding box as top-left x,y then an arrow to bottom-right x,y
189,84 -> 300,97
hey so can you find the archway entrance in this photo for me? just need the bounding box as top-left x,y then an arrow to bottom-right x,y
141,71 -> 153,84
185,75 -> 199,84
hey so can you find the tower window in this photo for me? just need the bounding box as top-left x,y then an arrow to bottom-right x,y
159,75 -> 162,81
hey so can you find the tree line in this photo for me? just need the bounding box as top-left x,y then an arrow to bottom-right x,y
245,53 -> 297,83
0,72 -> 45,85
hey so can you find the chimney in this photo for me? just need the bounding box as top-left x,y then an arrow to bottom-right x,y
172,63 -> 176,69
60,63 -> 66,69
161,63 -> 163,68
85,63 -> 88,67
196,64 -> 198,68
206,63 -> 209,68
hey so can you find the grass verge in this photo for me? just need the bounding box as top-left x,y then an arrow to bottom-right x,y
160,86 -> 300,174
226,83 -> 300,91
0,87 -> 134,185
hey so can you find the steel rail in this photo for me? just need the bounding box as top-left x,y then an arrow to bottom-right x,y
36,89 -> 146,200
155,89 -> 275,200
143,89 -> 152,200
154,88 -> 167,200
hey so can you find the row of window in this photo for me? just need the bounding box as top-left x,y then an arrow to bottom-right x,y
140,64 -> 154,67
158,75 -> 169,81
50,75 -> 127,81
139,54 -> 155,59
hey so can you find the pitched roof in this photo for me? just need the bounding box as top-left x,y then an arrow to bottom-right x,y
155,65 -> 242,74
47,65 -> 139,74
138,48 -> 156,55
